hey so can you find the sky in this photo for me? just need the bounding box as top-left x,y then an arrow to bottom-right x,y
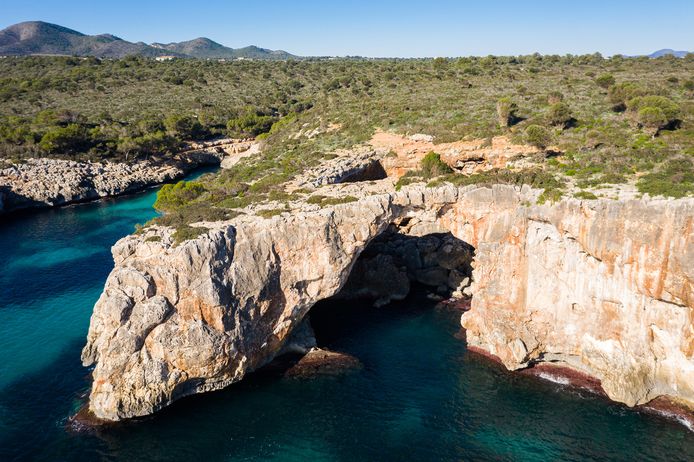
2,0 -> 692,57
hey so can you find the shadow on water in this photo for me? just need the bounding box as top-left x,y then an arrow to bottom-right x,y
1,289 -> 694,461
0,339 -> 103,461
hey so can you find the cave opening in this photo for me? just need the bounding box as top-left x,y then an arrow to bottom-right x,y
340,159 -> 389,183
333,227 -> 475,307
273,226 -> 476,376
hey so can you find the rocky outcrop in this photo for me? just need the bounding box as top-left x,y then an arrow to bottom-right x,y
371,131 -> 543,177
0,138 -> 254,214
81,183 -> 694,421
292,149 -> 387,188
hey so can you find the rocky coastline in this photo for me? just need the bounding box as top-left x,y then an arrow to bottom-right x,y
0,138 -> 255,215
79,180 -> 694,425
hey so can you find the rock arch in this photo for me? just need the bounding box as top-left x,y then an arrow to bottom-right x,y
81,185 -> 694,421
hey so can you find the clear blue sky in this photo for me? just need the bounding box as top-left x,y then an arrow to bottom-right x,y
2,0 -> 692,57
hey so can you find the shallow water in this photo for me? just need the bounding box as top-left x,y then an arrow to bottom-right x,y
0,170 -> 692,461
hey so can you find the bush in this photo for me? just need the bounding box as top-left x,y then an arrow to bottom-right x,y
627,96 -> 679,122
546,102 -> 573,127
163,114 -> 204,139
524,125 -> 552,149
636,107 -> 668,135
226,112 -> 276,138
38,123 -> 91,154
608,82 -> 646,108
153,180 -> 206,212
496,97 -> 517,128
574,191 -> 598,200
595,74 -> 615,89
420,151 -> 453,177
172,224 -> 209,245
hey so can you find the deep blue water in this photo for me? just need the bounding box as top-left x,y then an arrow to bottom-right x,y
0,169 -> 692,461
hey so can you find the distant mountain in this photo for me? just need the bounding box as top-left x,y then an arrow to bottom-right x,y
0,21 -> 296,59
0,21 -> 182,58
151,37 -> 295,60
648,49 -> 690,58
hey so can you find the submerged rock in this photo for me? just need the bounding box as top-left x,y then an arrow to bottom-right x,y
283,348 -> 362,378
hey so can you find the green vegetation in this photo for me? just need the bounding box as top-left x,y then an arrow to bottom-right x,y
574,191 -> 598,200
595,74 -> 615,89
546,102 -> 573,128
153,180 -> 206,212
496,97 -> 518,128
306,195 -> 358,207
420,152 -> 453,177
525,125 -> 553,149
1,53 -> 692,236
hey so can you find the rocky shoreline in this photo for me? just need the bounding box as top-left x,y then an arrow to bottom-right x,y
0,138 -> 255,215
79,181 -> 694,424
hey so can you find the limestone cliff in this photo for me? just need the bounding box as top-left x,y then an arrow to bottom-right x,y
81,184 -> 694,421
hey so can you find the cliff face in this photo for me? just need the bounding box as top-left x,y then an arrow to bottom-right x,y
81,184 -> 694,421
457,194 -> 694,407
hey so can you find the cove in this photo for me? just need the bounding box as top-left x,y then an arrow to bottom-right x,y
0,170 -> 692,461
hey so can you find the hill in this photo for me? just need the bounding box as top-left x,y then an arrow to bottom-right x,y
0,21 -> 295,59
151,37 -> 295,60
648,49 -> 690,58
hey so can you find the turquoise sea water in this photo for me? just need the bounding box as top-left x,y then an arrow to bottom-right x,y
0,170 -> 692,461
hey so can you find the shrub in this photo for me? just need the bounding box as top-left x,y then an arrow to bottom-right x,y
172,224 -> 209,245
420,151 -> 453,177
574,191 -> 598,200
627,96 -> 679,122
496,97 -> 518,128
636,107 -> 668,135
637,158 -> 694,198
608,82 -> 646,108
595,74 -> 616,89
38,123 -> 91,154
163,114 -> 204,139
227,112 -> 276,138
524,125 -> 552,149
153,180 -> 206,212
305,194 -> 358,207
546,102 -> 573,127
256,208 -> 284,218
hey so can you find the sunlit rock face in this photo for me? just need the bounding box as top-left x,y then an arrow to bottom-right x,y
81,184 -> 694,420
459,195 -> 694,408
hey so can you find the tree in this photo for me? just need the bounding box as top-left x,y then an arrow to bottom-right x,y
226,112 -> 276,138
525,125 -> 552,149
164,114 -> 203,139
38,124 -> 90,154
496,97 -> 518,128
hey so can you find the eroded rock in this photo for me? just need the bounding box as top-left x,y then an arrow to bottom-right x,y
81,184 -> 694,420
